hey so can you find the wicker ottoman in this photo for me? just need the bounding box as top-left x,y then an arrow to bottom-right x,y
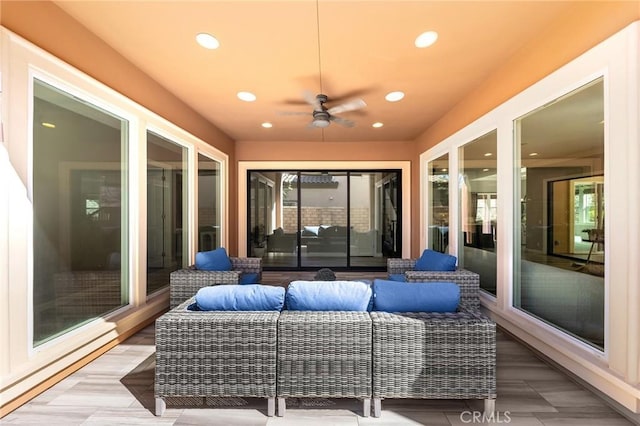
276,311 -> 372,417
155,298 -> 279,416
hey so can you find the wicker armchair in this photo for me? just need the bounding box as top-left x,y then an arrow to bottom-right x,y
387,258 -> 481,311
169,257 -> 262,308
374,259 -> 496,417
155,297 -> 278,416
276,311 -> 372,417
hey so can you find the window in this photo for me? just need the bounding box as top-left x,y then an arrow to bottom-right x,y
32,78 -> 129,345
197,153 -> 222,251
427,154 -> 449,253
146,131 -> 187,295
514,78 -> 604,349
459,130 -> 498,295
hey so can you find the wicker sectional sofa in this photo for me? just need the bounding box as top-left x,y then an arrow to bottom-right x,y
276,310 -> 372,417
155,270 -> 496,418
155,297 -> 279,416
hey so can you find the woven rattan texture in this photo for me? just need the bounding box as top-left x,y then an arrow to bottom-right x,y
277,311 -> 372,399
230,257 -> 262,280
155,298 -> 278,399
371,311 -> 496,400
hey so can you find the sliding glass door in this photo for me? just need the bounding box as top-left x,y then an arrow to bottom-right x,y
247,169 -> 400,270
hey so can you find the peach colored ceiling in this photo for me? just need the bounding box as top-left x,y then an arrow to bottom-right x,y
52,1 -> 574,143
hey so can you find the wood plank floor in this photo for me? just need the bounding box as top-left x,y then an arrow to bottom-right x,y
3,272 -> 634,425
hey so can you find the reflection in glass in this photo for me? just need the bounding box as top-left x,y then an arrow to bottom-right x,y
198,154 -> 221,252
459,130 -> 497,295
32,79 -> 128,345
428,154 -> 449,253
514,78 -> 604,349
147,132 -> 186,295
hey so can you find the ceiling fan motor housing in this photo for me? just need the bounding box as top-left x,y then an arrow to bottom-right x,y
312,110 -> 331,127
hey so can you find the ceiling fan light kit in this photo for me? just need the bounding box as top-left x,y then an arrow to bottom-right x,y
312,110 -> 331,128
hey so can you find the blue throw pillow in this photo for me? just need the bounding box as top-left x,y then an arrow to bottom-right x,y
414,249 -> 457,271
372,279 -> 460,313
387,274 -> 407,282
195,247 -> 232,271
285,280 -> 372,311
195,284 -> 285,311
239,273 -> 260,285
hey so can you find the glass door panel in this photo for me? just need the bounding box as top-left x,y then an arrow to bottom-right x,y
300,172 -> 348,268
350,172 -> 385,267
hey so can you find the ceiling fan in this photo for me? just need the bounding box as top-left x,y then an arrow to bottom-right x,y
280,91 -> 367,128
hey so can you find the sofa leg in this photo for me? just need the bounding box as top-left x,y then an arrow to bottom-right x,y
362,398 -> 371,417
373,398 -> 381,417
155,397 -> 166,416
267,397 -> 275,417
277,397 -> 286,417
484,398 -> 496,417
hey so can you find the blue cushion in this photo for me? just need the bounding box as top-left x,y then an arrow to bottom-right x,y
195,284 -> 285,311
414,249 -> 457,271
285,280 -> 372,311
195,247 -> 232,271
387,273 -> 407,282
372,279 -> 460,312
239,273 -> 260,285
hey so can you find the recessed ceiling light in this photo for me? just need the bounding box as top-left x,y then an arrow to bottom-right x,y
529,152 -> 539,156
483,168 -> 490,172
441,168 -> 448,172
484,152 -> 493,157
415,31 -> 439,48
261,122 -> 273,128
372,122 -> 384,128
385,91 -> 404,102
42,122 -> 56,128
196,33 -> 220,50
237,91 -> 256,102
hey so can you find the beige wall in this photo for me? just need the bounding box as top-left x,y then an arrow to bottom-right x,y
235,140 -> 413,161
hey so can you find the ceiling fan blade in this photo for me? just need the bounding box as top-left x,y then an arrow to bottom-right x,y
327,99 -> 366,115
325,87 -> 375,103
302,90 -> 322,111
330,115 -> 355,128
